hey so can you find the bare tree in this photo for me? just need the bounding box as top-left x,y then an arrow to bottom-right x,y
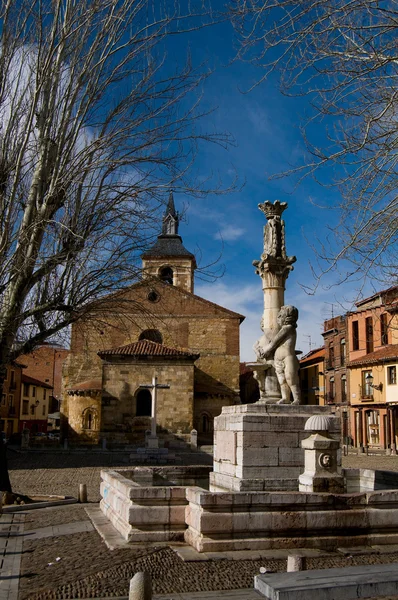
231,0 -> 398,289
0,0 -> 233,491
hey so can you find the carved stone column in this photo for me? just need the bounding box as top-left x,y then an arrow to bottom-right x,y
252,201 -> 296,403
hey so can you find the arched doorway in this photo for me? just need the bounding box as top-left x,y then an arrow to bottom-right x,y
136,389 -> 152,417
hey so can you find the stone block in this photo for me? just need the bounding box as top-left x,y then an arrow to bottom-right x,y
214,430 -> 236,462
235,465 -> 300,479
236,447 -> 279,467
278,447 -> 303,466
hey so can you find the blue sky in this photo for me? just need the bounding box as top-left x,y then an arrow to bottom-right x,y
156,16 -> 374,361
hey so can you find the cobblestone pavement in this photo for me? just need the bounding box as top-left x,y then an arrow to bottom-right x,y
7,449 -> 398,600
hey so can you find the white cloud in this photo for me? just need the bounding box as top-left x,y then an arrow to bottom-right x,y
214,225 -> 245,241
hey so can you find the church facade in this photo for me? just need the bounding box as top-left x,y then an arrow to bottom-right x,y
61,194 -> 244,445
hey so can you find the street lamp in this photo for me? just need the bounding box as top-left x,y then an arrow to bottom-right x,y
365,372 -> 383,392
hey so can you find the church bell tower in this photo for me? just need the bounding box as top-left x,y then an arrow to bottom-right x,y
141,192 -> 197,293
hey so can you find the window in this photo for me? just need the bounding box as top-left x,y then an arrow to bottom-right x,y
147,290 -> 160,303
388,366 -> 397,385
340,338 -> 346,366
329,343 -> 335,368
82,407 -> 98,430
362,370 -> 373,398
1,394 -> 5,406
23,383 -> 29,397
42,404 -> 46,416
139,329 -> 163,344
43,389 -> 47,400
381,313 -> 389,346
329,377 -> 335,401
22,401 -> 29,415
159,266 -> 173,285
32,387 -> 36,398
366,317 -> 374,354
341,376 -> 347,402
8,395 -> 13,407
136,389 -> 152,417
352,321 -> 359,351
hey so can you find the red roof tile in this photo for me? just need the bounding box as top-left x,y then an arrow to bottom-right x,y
348,344 -> 398,367
67,379 -> 102,392
300,347 -> 325,365
21,374 -> 53,389
98,340 -> 199,360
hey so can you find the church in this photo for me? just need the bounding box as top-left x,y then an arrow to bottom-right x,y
61,194 -> 244,445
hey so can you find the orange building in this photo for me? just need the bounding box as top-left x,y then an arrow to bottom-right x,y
347,286 -> 398,449
299,347 -> 325,405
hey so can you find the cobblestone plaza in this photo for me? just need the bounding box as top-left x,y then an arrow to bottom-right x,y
2,451 -> 398,599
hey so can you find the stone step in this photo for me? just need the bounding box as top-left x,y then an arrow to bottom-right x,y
255,563 -> 398,600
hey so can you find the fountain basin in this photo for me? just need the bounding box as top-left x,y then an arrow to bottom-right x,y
100,465 -> 398,550
100,466 -> 211,542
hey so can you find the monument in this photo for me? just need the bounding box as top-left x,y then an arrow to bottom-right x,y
251,200 -> 298,404
209,200 -> 338,494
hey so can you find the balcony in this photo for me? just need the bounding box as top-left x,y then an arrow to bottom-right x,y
361,386 -> 374,401
325,392 -> 335,405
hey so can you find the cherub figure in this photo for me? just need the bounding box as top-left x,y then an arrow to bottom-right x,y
257,305 -> 301,405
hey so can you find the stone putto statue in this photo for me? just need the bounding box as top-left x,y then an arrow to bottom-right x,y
254,305 -> 301,405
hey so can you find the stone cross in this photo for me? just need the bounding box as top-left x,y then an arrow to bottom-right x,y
139,376 -> 170,439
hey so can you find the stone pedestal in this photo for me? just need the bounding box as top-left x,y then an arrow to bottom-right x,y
299,416 -> 345,494
146,435 -> 159,449
210,404 -> 340,493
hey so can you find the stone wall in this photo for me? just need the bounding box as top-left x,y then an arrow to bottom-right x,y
62,280 -> 242,442
101,358 -> 195,435
66,391 -> 102,444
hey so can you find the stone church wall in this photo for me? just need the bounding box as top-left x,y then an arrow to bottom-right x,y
101,360 -> 195,435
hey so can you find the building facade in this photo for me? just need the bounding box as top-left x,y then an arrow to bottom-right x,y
1,362 -> 24,439
322,315 -> 348,406
347,286 -> 398,449
62,194 -> 244,445
299,347 -> 325,405
19,344 -> 69,412
20,374 -> 53,434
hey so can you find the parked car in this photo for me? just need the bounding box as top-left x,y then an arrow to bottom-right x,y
33,432 -> 47,440
48,432 -> 60,440
1,432 -> 7,444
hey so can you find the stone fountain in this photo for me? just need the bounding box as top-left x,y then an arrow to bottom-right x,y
100,200 -> 398,552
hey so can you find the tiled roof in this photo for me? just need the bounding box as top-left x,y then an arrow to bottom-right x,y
21,374 -> 53,389
98,340 -> 199,360
67,379 -> 102,392
348,344 -> 398,367
300,347 -> 325,365
355,285 -> 398,307
141,235 -> 196,261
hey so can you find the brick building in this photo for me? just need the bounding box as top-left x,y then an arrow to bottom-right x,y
19,344 -> 69,412
322,315 -> 348,406
62,194 -> 244,445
